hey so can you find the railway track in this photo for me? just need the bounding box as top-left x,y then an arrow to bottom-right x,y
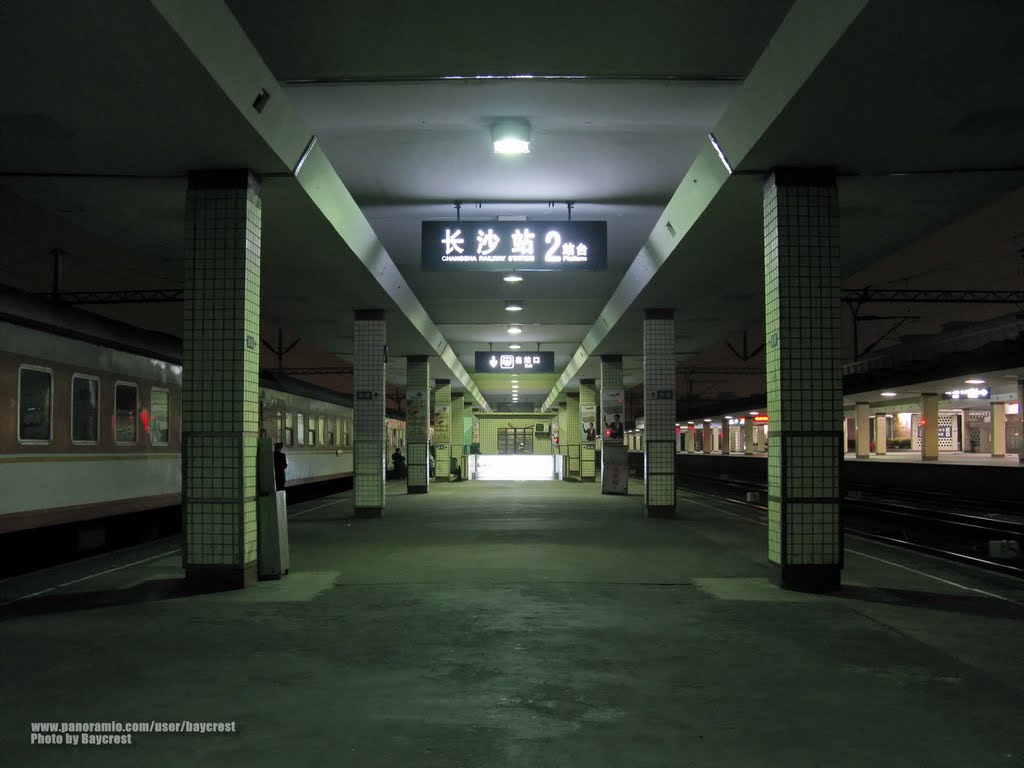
676,473 -> 1024,578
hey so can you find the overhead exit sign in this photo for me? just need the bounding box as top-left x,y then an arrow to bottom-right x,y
475,351 -> 555,373
423,221 -> 607,271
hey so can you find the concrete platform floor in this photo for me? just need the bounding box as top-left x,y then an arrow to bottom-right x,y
2,480 -> 1023,767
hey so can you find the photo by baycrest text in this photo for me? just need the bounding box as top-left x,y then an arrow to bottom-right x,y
30,721 -> 237,745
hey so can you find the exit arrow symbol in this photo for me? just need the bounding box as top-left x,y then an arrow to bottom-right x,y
489,356 -> 498,368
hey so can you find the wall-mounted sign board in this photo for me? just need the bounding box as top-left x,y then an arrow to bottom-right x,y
474,351 -> 555,373
423,221 -> 607,271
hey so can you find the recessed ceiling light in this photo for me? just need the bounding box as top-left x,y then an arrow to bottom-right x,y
880,392 -> 898,397
749,411 -> 759,416
492,119 -> 530,155
505,300 -> 523,312
964,379 -> 986,385
511,378 -> 519,383
508,343 -> 521,350
503,273 -> 523,283
507,325 -> 523,335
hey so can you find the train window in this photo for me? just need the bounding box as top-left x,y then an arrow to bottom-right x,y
114,382 -> 138,445
297,413 -> 305,446
286,412 -> 294,446
308,416 -> 317,447
71,374 -> 99,444
151,388 -> 170,446
18,365 -> 53,444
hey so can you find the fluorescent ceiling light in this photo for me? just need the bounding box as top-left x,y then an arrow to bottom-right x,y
508,343 -> 521,350
507,325 -> 523,335
510,378 -> 519,383
492,119 -> 530,155
708,132 -> 733,174
505,300 -> 523,312
503,274 -> 523,283
749,411 -> 759,416
880,392 -> 898,397
964,379 -> 986,384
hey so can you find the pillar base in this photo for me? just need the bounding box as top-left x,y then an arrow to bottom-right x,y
407,486 -> 428,495
645,505 -> 676,519
769,562 -> 841,593
434,476 -> 451,483
185,563 -> 257,593
921,455 -> 939,461
354,506 -> 383,518
992,454 -> 1005,459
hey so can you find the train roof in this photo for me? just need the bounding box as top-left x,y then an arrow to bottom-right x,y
1,284 -> 404,419
0,283 -> 183,364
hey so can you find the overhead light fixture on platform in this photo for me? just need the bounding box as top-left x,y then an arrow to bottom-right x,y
880,392 -> 898,397
503,273 -> 524,283
492,119 -> 531,155
507,325 -> 523,335
505,300 -> 523,312
508,343 -> 521,350
964,379 -> 986,385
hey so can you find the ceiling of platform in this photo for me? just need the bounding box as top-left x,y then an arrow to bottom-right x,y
1,0 -> 1023,411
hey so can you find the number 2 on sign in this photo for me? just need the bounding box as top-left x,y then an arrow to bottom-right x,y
544,231 -> 562,262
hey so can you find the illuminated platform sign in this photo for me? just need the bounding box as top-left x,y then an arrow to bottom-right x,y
475,351 -> 555,373
422,221 -> 607,271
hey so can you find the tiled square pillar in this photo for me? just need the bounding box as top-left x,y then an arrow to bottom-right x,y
353,310 -> 386,518
557,402 -> 569,479
764,168 -> 842,592
182,169 -> 262,591
433,380 -> 452,482
643,309 -> 676,518
1018,378 -> 1024,463
875,415 -> 888,455
921,393 -> 939,461
579,379 -> 597,481
406,356 -> 430,493
450,391 -> 465,478
744,419 -> 754,455
686,427 -> 695,453
991,402 -> 1006,458
702,423 -> 712,454
721,419 -> 731,455
855,402 -> 870,458
565,393 -> 581,478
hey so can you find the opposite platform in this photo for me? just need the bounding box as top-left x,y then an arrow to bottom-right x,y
1,480 -> 1022,767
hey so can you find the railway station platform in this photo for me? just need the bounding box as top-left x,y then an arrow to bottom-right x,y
2,480 -> 1023,767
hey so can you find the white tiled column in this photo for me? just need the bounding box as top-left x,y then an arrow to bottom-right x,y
565,393 -> 581,478
991,402 -> 1006,458
353,310 -> 386,518
1018,378 -> 1024,464
855,402 -> 870,459
643,309 -> 676,518
450,391 -> 465,479
686,426 -> 696,453
702,422 -> 712,454
599,355 -> 625,488
579,379 -> 597,481
875,415 -> 887,455
744,418 -> 754,455
433,379 -> 452,482
921,393 -> 939,461
764,168 -> 842,593
182,169 -> 262,592
557,401 -> 569,479
721,419 -> 731,455
406,356 -> 430,493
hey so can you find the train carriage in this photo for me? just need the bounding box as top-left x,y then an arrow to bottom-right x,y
0,286 -> 405,536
